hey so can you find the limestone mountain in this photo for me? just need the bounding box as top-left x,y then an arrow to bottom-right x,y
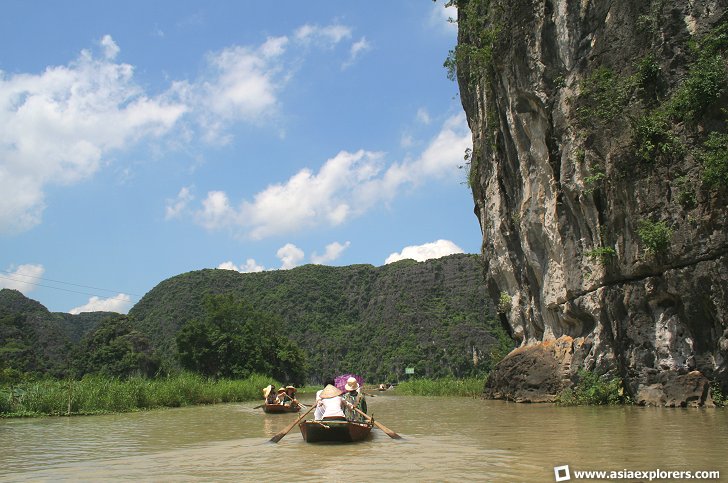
452,0 -> 727,404
130,254 -> 510,382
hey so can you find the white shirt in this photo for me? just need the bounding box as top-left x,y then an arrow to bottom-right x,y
316,396 -> 345,419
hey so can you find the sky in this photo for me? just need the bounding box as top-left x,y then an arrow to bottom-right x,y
0,1 -> 479,314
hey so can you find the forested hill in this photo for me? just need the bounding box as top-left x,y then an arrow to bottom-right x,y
0,289 -> 112,377
130,254 -> 511,382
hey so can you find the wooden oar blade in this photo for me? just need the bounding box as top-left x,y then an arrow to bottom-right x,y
352,407 -> 402,440
269,405 -> 314,443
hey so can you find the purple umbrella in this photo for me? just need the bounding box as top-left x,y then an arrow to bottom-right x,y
334,373 -> 364,392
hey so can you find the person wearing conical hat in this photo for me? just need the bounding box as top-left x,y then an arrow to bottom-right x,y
284,385 -> 299,408
315,384 -> 351,421
262,384 -> 276,405
342,376 -> 367,422
275,387 -> 289,405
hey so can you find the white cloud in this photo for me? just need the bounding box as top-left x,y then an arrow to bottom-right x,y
343,37 -> 370,69
68,293 -> 132,314
191,114 -> 471,239
294,24 -> 352,46
165,186 -> 194,220
416,107 -> 431,125
311,241 -> 351,264
218,258 -> 265,273
385,239 -> 464,264
0,36 -> 186,234
277,243 -> 305,269
430,2 -> 458,34
100,35 -> 120,60
0,263 -> 45,293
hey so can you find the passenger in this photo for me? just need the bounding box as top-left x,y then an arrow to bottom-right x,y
315,384 -> 350,421
285,385 -> 298,408
314,378 -> 335,420
275,387 -> 289,405
342,376 -> 367,422
263,385 -> 276,405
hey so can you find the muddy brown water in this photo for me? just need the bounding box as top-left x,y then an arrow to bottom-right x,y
1,394 -> 726,481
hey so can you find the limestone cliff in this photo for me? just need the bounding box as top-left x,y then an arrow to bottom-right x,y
452,0 -> 728,405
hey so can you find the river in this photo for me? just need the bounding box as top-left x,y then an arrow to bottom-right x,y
1,393 -> 726,482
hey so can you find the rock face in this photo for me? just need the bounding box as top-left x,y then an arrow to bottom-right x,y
453,0 -> 728,404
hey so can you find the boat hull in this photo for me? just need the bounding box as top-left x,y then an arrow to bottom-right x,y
299,420 -> 373,443
262,403 -> 301,413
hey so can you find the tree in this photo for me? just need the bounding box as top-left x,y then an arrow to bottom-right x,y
74,315 -> 160,378
176,295 -> 307,383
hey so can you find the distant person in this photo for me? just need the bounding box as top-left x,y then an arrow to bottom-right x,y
342,376 -> 367,422
315,384 -> 350,421
275,387 -> 289,405
263,385 -> 276,405
285,385 -> 299,407
315,378 -> 335,419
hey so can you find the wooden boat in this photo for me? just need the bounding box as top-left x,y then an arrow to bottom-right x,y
262,403 -> 301,413
298,419 -> 373,443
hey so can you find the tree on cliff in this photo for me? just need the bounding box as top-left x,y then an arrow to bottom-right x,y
176,295 -> 307,384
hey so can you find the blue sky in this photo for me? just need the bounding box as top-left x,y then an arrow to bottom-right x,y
0,1 -> 479,314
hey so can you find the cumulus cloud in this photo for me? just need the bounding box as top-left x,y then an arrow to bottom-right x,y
2,23 -> 366,235
0,264 -> 45,293
277,243 -> 304,269
0,36 -> 186,234
68,293 -> 133,314
165,186 -> 194,220
385,239 -> 464,264
218,258 -> 265,273
416,107 -> 431,125
191,114 -> 471,239
311,241 -> 351,264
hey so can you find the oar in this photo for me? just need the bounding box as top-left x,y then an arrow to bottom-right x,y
352,407 -> 402,439
269,405 -> 315,443
253,404 -> 265,409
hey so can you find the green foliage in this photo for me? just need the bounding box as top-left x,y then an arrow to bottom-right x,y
585,247 -> 617,265
631,111 -> 683,162
711,382 -> 726,407
576,67 -> 635,125
637,219 -> 673,255
673,175 -> 696,208
176,295 -> 307,384
584,164 -> 606,193
73,315 -> 160,379
497,291 -> 511,314
667,54 -> 727,122
697,132 -> 728,188
445,0 -> 500,85
556,370 -> 628,406
0,373 -> 272,417
395,377 -> 484,397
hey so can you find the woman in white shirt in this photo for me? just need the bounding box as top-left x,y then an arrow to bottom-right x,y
315,384 -> 350,420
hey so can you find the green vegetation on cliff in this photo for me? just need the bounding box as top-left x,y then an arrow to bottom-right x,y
130,254 -> 509,382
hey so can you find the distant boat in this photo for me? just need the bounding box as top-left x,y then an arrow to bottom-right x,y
262,403 -> 301,414
298,419 -> 373,443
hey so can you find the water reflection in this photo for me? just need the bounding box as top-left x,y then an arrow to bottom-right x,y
1,395 -> 726,481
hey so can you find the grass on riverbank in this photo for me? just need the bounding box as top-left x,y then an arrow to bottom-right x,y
394,377 -> 484,397
0,373 -> 275,417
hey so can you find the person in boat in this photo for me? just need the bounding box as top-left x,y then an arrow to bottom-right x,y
314,378 -> 335,419
263,384 -> 277,405
342,376 -> 367,422
285,385 -> 299,407
275,387 -> 290,405
315,384 -> 353,421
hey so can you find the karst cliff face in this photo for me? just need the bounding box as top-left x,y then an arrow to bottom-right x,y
454,0 -> 728,404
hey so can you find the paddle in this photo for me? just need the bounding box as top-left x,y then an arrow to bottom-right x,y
269,405 -> 315,443
352,407 -> 402,439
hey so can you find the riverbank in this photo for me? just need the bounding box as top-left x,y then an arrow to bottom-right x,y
0,373 -> 274,417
